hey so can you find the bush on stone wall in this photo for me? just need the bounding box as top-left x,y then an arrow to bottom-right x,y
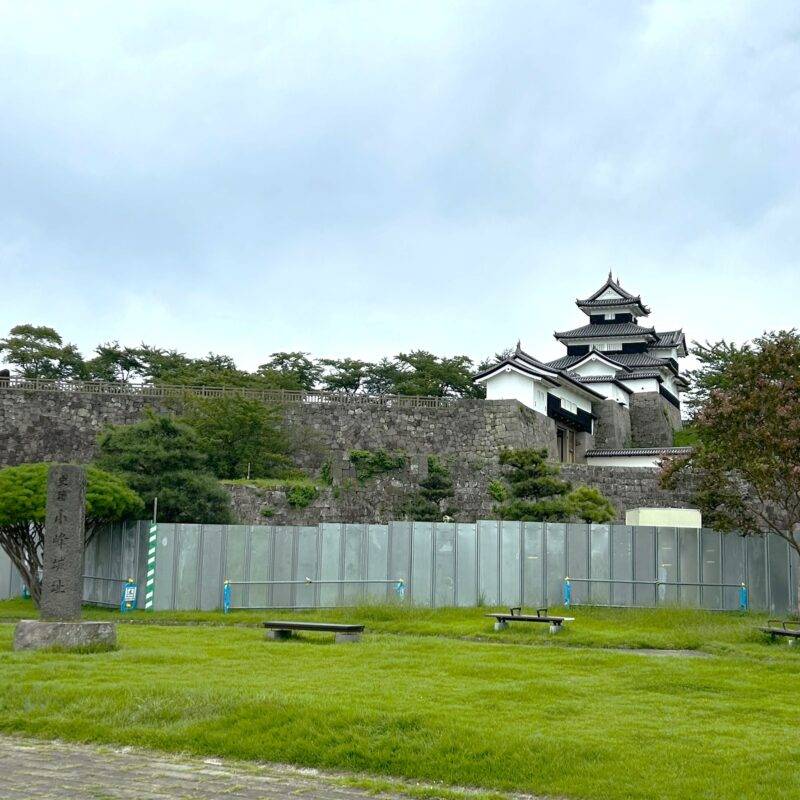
495,448 -> 615,523
398,456 -> 457,522
348,449 -> 406,482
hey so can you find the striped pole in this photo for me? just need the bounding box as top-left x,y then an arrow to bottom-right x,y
144,522 -> 157,610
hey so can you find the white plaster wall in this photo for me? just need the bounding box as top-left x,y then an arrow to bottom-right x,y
572,358 -> 618,377
587,381 -> 630,407
661,374 -> 680,397
650,347 -> 678,360
585,454 -> 662,468
625,507 -> 702,527
617,377 -> 660,394
550,384 -> 593,414
484,370 -> 547,413
568,337 -> 646,349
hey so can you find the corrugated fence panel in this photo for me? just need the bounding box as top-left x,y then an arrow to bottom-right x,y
2,519 -> 790,614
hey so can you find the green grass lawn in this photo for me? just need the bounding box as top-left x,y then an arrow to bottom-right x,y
1,600 -> 798,799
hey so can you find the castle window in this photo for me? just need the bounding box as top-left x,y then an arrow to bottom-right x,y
560,397 -> 578,414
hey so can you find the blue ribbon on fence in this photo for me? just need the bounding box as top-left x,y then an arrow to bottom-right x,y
223,581 -> 232,613
395,579 -> 406,599
739,583 -> 749,611
563,577 -> 571,608
120,580 -> 138,613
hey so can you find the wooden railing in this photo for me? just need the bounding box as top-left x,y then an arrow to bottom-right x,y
0,376 -> 457,408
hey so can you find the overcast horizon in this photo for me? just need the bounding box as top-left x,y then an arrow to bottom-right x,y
2,1 -> 798,373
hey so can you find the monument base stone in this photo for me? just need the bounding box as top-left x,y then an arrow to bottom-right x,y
13,620 -> 117,652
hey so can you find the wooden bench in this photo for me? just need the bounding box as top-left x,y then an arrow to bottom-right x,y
760,619 -> 800,646
486,607 -> 574,634
262,620 -> 364,643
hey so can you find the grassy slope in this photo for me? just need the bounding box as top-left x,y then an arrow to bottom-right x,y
0,598 -> 776,653
1,601 -> 798,799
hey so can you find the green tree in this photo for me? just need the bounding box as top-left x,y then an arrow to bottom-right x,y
662,330 -> 800,607
567,486 -> 616,524
400,457 -> 457,521
363,358 -> 401,395
85,341 -> 145,382
179,394 -> 293,479
257,352 -> 323,391
0,324 -> 85,379
95,413 -> 233,524
393,350 -> 483,397
495,448 -> 615,523
319,358 -> 372,394
0,463 -> 144,605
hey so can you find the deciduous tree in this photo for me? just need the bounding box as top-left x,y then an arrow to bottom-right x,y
662,330 -> 800,608
0,463 -> 143,604
0,324 -> 85,379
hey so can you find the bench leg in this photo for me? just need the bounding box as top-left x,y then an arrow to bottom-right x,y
335,632 -> 361,644
549,624 -> 562,634
789,638 -> 796,647
266,629 -> 293,641
494,620 -> 509,631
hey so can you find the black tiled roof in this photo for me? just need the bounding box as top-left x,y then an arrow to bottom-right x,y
545,352 -> 671,371
554,322 -> 657,340
574,375 -> 633,393
586,446 -> 693,457
610,352 -> 670,368
579,274 -> 637,303
577,298 -> 643,307
654,329 -> 685,348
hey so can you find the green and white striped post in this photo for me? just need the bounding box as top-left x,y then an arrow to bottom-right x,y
144,498 -> 158,611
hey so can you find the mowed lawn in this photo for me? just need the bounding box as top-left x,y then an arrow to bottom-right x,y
0,602 -> 799,800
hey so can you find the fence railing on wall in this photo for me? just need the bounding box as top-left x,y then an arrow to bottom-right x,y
72,520 -> 798,615
0,376 -> 456,408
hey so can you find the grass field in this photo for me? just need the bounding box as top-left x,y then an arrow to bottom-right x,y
1,599 -> 799,799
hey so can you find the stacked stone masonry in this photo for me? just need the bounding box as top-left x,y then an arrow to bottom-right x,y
0,387 -> 694,525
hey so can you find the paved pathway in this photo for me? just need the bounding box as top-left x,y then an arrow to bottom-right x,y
0,736 -> 541,800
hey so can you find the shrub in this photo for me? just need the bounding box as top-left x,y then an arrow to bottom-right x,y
348,449 -> 406,482
286,484 -> 317,508
494,448 -> 614,523
488,479 -> 508,503
95,412 -> 233,524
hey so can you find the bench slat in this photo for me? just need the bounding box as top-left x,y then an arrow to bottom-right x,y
486,613 -> 567,624
262,621 -> 364,633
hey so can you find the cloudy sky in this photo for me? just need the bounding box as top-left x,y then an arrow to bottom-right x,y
1,1 -> 798,371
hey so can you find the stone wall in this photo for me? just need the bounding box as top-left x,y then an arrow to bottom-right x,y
629,392 -> 681,447
0,388 -> 557,472
226,462 -> 698,525
0,387 -> 697,525
282,399 -> 558,472
591,399 -> 631,449
559,464 -> 697,521
0,389 -> 169,467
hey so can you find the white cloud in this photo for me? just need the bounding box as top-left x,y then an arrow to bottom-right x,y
0,0 -> 798,371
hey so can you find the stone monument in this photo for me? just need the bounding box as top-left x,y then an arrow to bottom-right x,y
14,464 -> 117,651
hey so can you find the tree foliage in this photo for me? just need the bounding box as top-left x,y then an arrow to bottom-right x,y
0,324 -> 85,379
495,448 -> 615,523
662,330 -> 800,566
0,323 -> 494,398
399,457 -> 457,521
0,463 -> 144,604
95,413 -> 233,524
178,394 -> 293,480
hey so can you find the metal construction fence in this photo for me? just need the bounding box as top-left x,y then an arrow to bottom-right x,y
1,520 -> 797,613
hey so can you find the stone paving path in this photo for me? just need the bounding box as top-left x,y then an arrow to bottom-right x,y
0,736 -> 543,800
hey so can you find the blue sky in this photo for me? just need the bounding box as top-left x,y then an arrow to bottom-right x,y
1,1 -> 798,371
